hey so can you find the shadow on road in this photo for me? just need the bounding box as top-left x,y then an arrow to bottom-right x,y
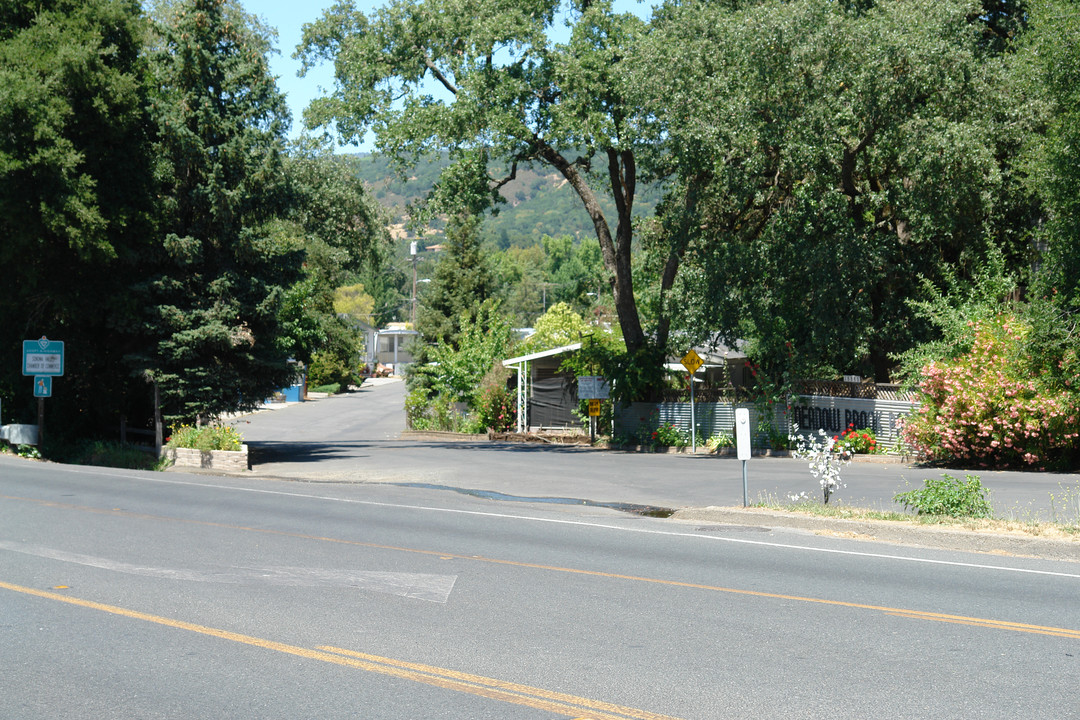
248,438 -> 611,467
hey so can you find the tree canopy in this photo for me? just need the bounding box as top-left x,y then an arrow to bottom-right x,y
2,0 -> 386,439
635,0 -> 1035,383
296,0 -> 664,354
0,0 -> 156,435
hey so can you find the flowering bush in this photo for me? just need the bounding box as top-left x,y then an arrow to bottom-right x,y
475,383 -> 516,432
838,425 -> 878,454
648,423 -> 689,448
789,425 -> 851,504
902,314 -> 1080,469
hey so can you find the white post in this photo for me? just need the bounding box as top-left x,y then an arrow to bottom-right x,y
516,364 -> 524,433
690,372 -> 696,453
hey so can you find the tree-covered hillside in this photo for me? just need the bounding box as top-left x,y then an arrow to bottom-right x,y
343,153 -> 659,248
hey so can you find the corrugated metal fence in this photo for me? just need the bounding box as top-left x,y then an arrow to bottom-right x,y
614,395 -> 918,448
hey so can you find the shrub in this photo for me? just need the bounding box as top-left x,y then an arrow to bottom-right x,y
166,424 -> 243,451
405,388 -> 433,430
405,389 -> 479,433
307,349 -> 355,388
472,362 -> 516,432
63,440 -> 159,470
789,426 -> 851,504
310,383 -> 341,394
893,473 -> 993,518
705,431 -> 734,452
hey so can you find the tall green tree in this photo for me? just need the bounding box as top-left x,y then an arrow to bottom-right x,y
543,234 -> 606,316
296,0 -> 664,355
131,0 -> 301,422
414,213 -> 495,349
490,243 -> 546,328
0,0 -> 155,434
637,0 -> 1033,383
1022,0 -> 1080,304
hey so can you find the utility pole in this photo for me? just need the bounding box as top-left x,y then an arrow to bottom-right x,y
410,241 -> 418,327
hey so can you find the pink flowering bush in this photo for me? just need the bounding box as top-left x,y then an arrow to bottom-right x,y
474,363 -> 517,433
902,314 -> 1080,469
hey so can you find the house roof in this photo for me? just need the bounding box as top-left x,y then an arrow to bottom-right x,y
378,323 -> 419,336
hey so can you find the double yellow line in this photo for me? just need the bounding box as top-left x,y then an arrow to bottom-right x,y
0,580 -> 681,720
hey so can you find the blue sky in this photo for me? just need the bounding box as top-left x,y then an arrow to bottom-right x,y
243,0 -> 376,148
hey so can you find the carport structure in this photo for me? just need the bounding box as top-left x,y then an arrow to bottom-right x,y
501,343 -> 581,433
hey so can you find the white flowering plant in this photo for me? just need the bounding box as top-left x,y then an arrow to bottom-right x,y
788,425 -> 852,504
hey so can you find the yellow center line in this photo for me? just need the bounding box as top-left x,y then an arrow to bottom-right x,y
318,645 -> 682,720
4,493 -> 1080,640
0,580 -> 678,720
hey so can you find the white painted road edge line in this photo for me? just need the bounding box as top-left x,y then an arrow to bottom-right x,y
20,465 -> 1080,581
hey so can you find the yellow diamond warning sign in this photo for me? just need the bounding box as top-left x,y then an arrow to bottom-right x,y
681,349 -> 703,375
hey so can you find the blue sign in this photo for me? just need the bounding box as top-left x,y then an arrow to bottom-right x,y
23,337 -> 64,376
33,376 -> 52,398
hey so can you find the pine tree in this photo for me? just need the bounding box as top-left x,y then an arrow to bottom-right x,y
415,213 -> 496,350
131,0 -> 301,422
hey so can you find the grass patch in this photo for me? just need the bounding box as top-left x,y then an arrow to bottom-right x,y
310,383 -> 341,394
752,495 -> 1080,541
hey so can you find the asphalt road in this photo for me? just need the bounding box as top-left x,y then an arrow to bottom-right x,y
2,456 -> 1079,719
231,379 -> 1080,522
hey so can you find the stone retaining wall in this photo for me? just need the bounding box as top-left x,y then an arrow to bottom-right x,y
164,444 -> 248,472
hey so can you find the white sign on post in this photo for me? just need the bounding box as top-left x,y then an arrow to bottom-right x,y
735,408 -> 752,460
735,407 -> 752,507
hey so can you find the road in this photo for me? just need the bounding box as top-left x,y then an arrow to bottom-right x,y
2,381 -> 1079,718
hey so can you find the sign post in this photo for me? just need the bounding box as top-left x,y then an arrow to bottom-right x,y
587,399 -> 602,443
578,376 -> 610,444
22,336 -> 64,447
681,350 -> 703,453
735,407 -> 752,506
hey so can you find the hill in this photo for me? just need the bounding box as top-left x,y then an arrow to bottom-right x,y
341,152 -> 659,248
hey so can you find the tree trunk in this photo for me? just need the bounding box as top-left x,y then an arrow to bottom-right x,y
538,144 -> 647,353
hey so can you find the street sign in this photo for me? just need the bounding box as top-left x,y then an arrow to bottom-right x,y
23,337 -> 64,376
588,399 -> 602,417
33,376 -> 52,398
681,349 -> 703,375
578,376 -> 610,400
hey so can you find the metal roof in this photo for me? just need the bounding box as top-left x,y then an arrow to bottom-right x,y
501,342 -> 582,367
